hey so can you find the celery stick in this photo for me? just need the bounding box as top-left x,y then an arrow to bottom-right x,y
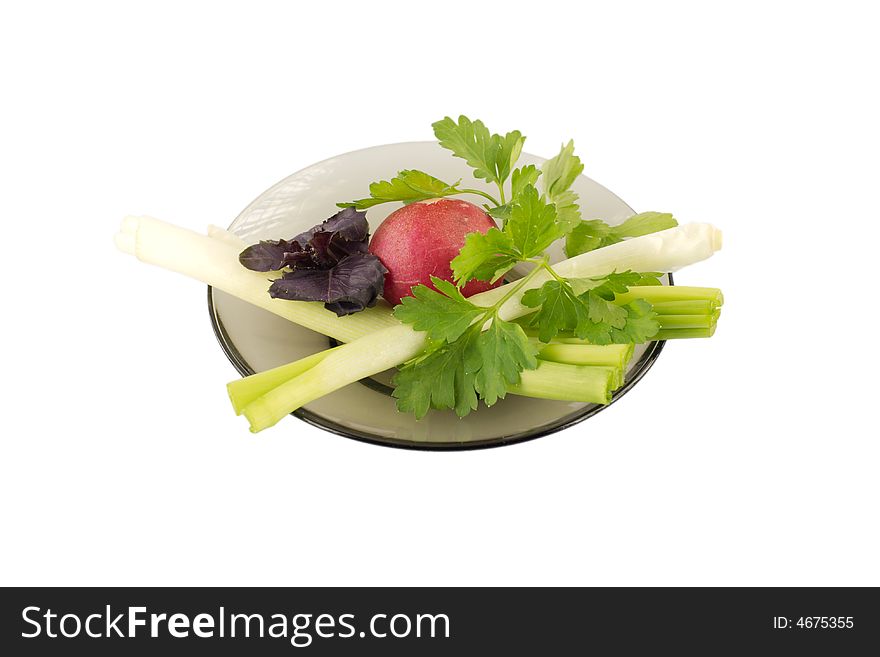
509,361 -> 615,404
613,285 -> 724,306
655,326 -> 716,339
651,299 -> 719,315
658,310 -> 720,330
227,348 -> 336,415
242,325 -> 428,432
536,342 -> 633,368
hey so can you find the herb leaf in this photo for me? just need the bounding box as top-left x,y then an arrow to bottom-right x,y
505,184 -> 563,259
613,212 -> 678,239
432,115 -> 524,187
541,140 -> 584,233
473,319 -> 538,407
393,277 -> 485,343
521,271 -> 662,344
450,228 -> 519,284
453,184 -> 562,285
611,299 -> 661,343
392,317 -> 537,418
521,279 -> 592,343
240,208 -> 386,316
392,278 -> 538,418
338,170 -> 461,210
268,253 -> 387,317
568,271 -> 660,299
392,326 -> 481,419
511,165 -> 542,198
566,212 -> 678,256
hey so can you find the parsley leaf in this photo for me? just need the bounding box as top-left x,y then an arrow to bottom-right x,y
568,271 -> 659,299
473,319 -> 538,407
393,277 -> 485,343
486,165 -> 540,225
505,184 -> 563,259
563,219 -> 612,254
521,271 -> 662,344
512,164 -> 541,198
432,115 -> 524,188
541,140 -> 584,233
450,228 -> 519,284
392,281 -> 537,418
453,184 -> 562,285
566,212 -> 678,256
521,279 -> 591,343
611,300 -> 660,343
392,326 -> 481,419
338,169 -> 461,210
613,212 -> 678,239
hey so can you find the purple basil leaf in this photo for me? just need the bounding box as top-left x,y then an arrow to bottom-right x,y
308,230 -> 369,267
293,207 -> 369,245
282,246 -> 320,270
238,239 -> 298,272
268,253 -> 388,316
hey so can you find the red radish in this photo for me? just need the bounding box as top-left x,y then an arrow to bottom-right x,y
369,198 -> 502,305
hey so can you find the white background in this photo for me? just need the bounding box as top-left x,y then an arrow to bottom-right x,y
1,1 -> 878,586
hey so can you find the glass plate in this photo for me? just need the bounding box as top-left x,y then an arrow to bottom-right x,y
209,141 -> 668,450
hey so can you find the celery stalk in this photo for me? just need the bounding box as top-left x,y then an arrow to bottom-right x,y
651,299 -> 719,315
658,311 -> 720,330
613,285 -> 724,306
227,348 -> 336,415
655,326 -> 716,339
509,361 -> 614,404
536,342 -> 634,368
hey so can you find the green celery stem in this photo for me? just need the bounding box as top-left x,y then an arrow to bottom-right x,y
227,348 -> 337,415
657,310 -> 720,330
511,360 -> 615,404
536,342 -> 634,368
614,285 -> 723,306
651,299 -> 719,315
654,326 -> 716,339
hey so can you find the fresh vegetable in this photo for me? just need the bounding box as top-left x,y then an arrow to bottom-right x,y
368,198 -> 502,305
238,208 -> 387,316
566,212 -> 679,258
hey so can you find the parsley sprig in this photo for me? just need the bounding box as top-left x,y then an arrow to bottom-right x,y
393,273 -> 543,418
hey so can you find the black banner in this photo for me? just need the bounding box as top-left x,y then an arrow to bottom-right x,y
1,587 -> 876,654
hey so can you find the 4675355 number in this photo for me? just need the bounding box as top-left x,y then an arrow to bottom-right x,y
773,616 -> 853,629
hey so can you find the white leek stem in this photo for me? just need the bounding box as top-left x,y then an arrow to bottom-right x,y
115,216 -> 399,343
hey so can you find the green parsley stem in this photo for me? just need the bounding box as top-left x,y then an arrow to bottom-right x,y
484,261 -> 548,316
458,188 -> 501,206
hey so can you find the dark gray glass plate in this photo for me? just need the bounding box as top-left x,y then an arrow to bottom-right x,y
208,142 -> 668,450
